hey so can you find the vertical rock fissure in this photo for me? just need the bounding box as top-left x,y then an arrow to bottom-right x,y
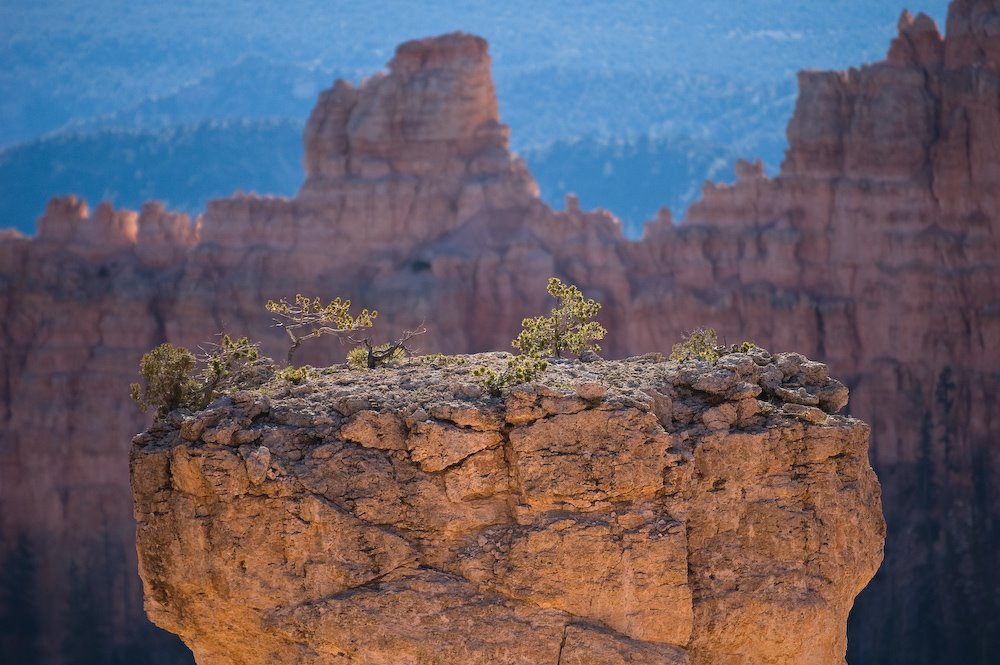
555,623 -> 569,665
499,425 -> 525,510
914,46 -> 944,209
815,303 -> 827,359
683,520 -> 697,652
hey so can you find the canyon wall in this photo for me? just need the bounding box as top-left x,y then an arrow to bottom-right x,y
130,351 -> 883,665
1,2 -> 998,662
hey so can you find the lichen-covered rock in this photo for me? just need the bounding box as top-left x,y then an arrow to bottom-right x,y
131,352 -> 884,665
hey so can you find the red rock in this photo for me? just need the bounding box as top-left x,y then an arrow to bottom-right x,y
889,10 -> 945,67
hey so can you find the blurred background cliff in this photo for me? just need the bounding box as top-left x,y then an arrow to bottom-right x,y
1,0 -> 949,239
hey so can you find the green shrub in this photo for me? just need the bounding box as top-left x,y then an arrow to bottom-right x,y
473,354 -> 549,397
276,365 -> 310,384
130,343 -> 202,415
417,354 -> 469,366
669,328 -> 721,363
669,329 -> 757,363
512,277 -> 606,358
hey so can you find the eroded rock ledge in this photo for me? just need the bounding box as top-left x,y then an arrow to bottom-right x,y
130,350 -> 884,665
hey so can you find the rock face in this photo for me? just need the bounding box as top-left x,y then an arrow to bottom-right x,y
659,6 -> 1000,661
130,352 -> 883,665
2,4 -> 1000,662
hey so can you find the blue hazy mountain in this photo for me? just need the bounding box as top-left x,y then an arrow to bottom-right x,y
2,0 -> 951,143
522,135 -> 737,236
0,120 -> 303,229
66,57 -> 344,134
0,0 -> 950,234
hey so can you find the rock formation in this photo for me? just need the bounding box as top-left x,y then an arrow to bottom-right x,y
199,33 -> 538,278
1,1 -> 999,662
130,351 -> 883,665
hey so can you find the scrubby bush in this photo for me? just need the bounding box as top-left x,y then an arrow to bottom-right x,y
130,343 -> 202,415
512,277 -> 606,358
473,354 -> 549,397
417,354 -> 469,366
669,328 -> 756,363
669,328 -> 721,363
473,277 -> 599,395
131,335 -> 268,415
276,365 -> 309,384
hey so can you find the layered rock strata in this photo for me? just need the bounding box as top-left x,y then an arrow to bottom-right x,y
130,351 -> 883,665
2,2 -> 1000,662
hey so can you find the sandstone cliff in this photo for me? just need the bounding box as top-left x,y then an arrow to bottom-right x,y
2,2 -> 999,662
130,350 -> 883,665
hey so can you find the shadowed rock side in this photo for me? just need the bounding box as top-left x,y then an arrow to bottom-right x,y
2,2 -> 1000,661
130,352 -> 884,665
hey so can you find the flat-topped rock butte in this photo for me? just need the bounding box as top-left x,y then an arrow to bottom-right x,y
1,1 -> 999,662
130,349 -> 883,664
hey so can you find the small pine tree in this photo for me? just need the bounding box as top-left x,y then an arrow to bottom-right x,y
512,277 -> 606,358
266,294 -> 376,365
